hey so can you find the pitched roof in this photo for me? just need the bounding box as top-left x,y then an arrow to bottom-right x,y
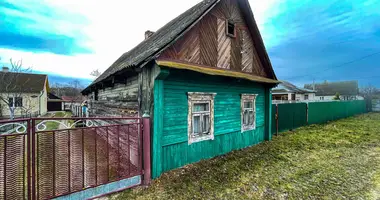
0,72 -> 47,93
83,0 -> 277,93
272,81 -> 315,94
61,96 -> 85,102
304,81 -> 359,96
48,92 -> 61,100
93,0 -> 218,84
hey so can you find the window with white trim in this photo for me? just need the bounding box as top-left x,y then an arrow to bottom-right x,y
188,92 -> 216,144
241,94 -> 257,132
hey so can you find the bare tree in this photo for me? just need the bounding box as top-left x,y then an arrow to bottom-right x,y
0,58 -> 33,119
360,85 -> 378,112
90,69 -> 101,78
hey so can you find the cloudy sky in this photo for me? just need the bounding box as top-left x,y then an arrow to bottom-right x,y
1,0 -> 380,87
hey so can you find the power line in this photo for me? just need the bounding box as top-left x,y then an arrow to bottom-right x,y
284,51 -> 380,80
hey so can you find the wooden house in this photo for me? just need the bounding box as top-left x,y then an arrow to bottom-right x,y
82,0 -> 279,178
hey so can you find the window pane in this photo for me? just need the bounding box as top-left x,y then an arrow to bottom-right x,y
249,111 -> 254,125
8,98 -> 13,107
15,97 -> 22,107
193,103 -> 209,112
243,110 -> 249,125
193,115 -> 201,135
203,114 -> 210,134
244,101 -> 252,108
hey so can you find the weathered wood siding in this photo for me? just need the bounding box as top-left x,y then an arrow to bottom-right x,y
159,0 -> 268,78
152,69 -> 269,178
89,76 -> 139,117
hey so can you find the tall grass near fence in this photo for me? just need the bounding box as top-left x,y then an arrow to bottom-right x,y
272,100 -> 367,134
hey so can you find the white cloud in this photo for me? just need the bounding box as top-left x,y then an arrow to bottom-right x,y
1,0 -> 278,81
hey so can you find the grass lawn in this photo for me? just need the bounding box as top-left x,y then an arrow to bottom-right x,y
43,111 -> 71,130
111,113 -> 380,200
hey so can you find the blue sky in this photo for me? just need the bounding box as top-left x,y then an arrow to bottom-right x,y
0,0 -> 379,87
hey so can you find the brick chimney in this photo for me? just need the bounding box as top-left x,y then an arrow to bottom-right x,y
145,30 -> 155,40
2,66 -> 9,72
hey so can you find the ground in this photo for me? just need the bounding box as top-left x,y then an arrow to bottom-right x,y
110,113 -> 380,200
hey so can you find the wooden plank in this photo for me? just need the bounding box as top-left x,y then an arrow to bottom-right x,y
217,18 -> 231,69
199,14 -> 218,67
241,30 -> 254,73
152,79 -> 164,179
230,28 -> 241,71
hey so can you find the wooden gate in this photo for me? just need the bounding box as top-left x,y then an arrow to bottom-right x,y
0,116 -> 151,199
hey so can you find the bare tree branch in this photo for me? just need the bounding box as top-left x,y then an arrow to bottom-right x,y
0,58 -> 34,119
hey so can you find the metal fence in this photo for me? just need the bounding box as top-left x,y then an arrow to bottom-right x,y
0,116 -> 151,199
272,100 -> 367,135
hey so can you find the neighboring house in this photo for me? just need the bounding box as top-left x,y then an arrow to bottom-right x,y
61,95 -> 86,111
47,92 -> 64,111
82,0 -> 279,178
0,69 -> 49,119
304,80 -> 363,101
272,81 -> 316,102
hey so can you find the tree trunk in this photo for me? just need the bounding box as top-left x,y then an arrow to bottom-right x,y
9,107 -> 15,120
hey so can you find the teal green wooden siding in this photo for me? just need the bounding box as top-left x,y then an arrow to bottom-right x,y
152,70 -> 271,178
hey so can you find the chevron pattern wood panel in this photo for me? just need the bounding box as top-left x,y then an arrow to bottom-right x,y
159,25 -> 200,63
230,28 -> 242,71
217,18 -> 231,69
159,0 -> 269,78
253,44 -> 268,77
200,14 -> 218,67
211,0 -> 245,26
241,30 -> 253,73
228,0 -> 245,26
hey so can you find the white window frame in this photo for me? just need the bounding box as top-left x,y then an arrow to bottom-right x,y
187,92 -> 216,145
241,94 -> 257,132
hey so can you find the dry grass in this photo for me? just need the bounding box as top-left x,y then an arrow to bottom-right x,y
112,113 -> 380,200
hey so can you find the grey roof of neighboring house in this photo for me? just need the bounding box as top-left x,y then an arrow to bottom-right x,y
0,72 -> 47,93
82,0 -> 277,94
272,81 -> 315,94
304,81 -> 359,96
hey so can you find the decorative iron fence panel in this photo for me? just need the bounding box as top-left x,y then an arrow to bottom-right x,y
0,119 -> 30,200
0,116 -> 149,200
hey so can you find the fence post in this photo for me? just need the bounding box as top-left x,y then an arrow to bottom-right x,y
31,119 -> 36,200
142,114 -> 151,185
27,119 -> 32,200
306,103 -> 309,124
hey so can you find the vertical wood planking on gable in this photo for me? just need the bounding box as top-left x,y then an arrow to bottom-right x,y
200,14 -> 218,67
241,30 -> 253,73
217,18 -> 231,69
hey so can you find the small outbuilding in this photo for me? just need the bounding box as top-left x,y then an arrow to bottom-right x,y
82,0 -> 279,178
47,92 -> 63,111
